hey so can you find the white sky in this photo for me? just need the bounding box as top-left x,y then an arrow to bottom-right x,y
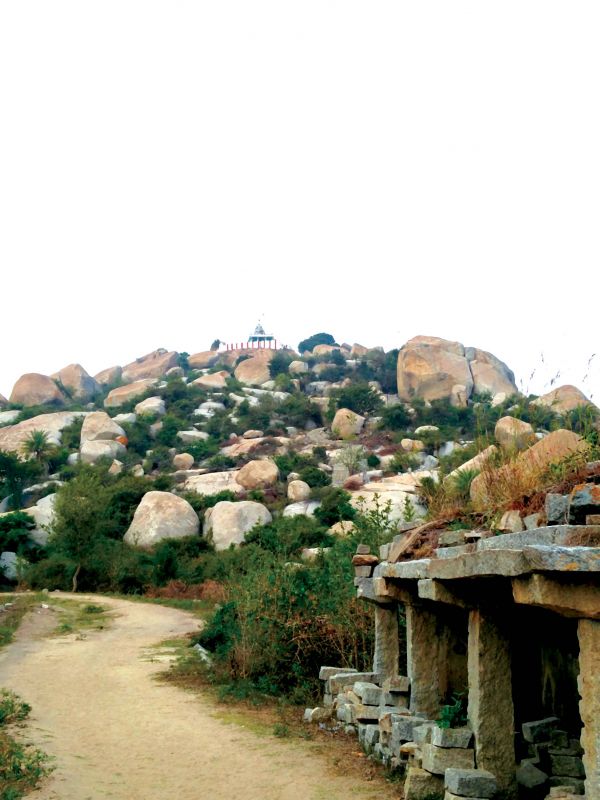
1,2 -> 598,403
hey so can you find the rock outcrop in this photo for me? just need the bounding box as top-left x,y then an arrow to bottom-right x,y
470,429 -> 589,510
80,411 -> 125,445
121,349 -> 178,383
10,374 -> 66,407
236,460 -> 279,490
204,500 -> 272,550
124,492 -> 200,548
332,408 -> 365,439
233,351 -> 276,386
0,411 -> 86,454
534,384 -> 597,414
288,479 -> 311,502
135,396 -> 166,416
396,336 -> 517,407
51,364 -> 98,401
494,416 -> 535,452
0,394 -> 8,408
80,439 -> 127,464
94,366 -> 122,386
191,371 -> 229,390
183,471 -> 244,496
188,351 -> 219,370
104,380 -> 156,409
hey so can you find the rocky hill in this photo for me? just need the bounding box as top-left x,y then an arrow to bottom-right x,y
0,336 -> 597,570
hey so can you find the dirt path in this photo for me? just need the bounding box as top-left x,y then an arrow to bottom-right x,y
0,594 -> 386,800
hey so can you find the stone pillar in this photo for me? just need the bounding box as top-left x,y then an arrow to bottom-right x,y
373,603 -> 399,679
578,619 -> 600,800
467,609 -> 516,797
406,603 -> 443,718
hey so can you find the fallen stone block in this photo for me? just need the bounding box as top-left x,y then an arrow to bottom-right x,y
319,665 -> 357,681
444,792 -> 488,800
383,675 -> 411,694
444,768 -> 497,797
403,766 -> 445,800
413,722 -> 436,744
516,761 -> 548,788
327,671 -> 379,694
358,723 -> 380,750
391,716 -> 434,746
383,691 -> 409,708
522,717 -> 560,744
431,726 -> 473,749
421,743 -> 475,775
353,681 -> 383,706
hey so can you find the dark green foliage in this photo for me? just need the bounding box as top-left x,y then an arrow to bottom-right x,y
330,349 -> 346,366
329,383 -> 383,416
313,487 -> 356,526
181,490 -> 238,517
244,516 -> 330,558
0,451 -> 40,510
144,446 -> 173,472
273,451 -> 317,480
121,420 -> 153,458
317,366 -> 345,383
155,414 -> 186,448
268,352 -> 293,378
298,332 -> 337,354
297,465 -> 331,488
437,692 -> 468,729
177,352 -> 190,371
59,418 -> 84,450
277,395 -> 322,428
380,403 -> 411,431
355,349 -> 399,394
0,512 -> 36,558
366,453 -> 381,468
185,438 -> 219,463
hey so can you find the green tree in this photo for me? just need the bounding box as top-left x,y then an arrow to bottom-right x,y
298,332 -> 337,353
22,430 -> 54,470
0,450 -> 40,509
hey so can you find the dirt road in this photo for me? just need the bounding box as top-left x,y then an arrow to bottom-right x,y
0,594 -> 386,800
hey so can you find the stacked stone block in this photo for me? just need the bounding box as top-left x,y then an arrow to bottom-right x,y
516,717 -> 586,795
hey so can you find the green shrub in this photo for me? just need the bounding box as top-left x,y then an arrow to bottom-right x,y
244,516 -> 330,558
328,383 -> 383,416
313,487 -> 356,527
297,465 -> 331,488
269,352 -> 293,378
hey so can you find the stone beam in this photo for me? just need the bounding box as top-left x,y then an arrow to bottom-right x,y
417,579 -> 471,608
578,619 -> 600,800
512,574 -> 600,619
467,609 -> 516,797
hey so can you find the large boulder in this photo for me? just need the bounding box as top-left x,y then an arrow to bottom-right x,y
27,494 -> 57,546
465,348 -> 517,397
494,416 -> 535,452
204,500 -> 272,550
236,459 -> 279,490
10,373 -> 66,407
183,471 -> 244,496
80,439 -> 126,464
0,393 -> 8,408
470,429 -> 589,510
234,351 -> 274,386
350,344 -> 369,358
80,411 -> 126,445
396,337 -> 518,406
104,379 -> 156,409
51,364 -> 98,401
0,411 -> 86,455
124,492 -> 200,549
191,371 -> 229,390
173,453 -> 194,470
288,360 -> 309,375
135,396 -> 166,416
397,338 -> 473,406
121,349 -> 179,383
94,365 -> 122,386
312,344 -> 340,357
331,408 -> 365,439
533,385 -> 597,415
288,479 -> 311,502
188,351 -> 219,370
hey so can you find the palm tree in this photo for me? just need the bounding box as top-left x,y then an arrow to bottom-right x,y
22,430 -> 54,474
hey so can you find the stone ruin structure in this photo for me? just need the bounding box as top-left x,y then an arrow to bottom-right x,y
308,481 -> 600,800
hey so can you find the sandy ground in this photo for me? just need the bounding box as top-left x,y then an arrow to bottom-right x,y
0,594 -> 385,800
